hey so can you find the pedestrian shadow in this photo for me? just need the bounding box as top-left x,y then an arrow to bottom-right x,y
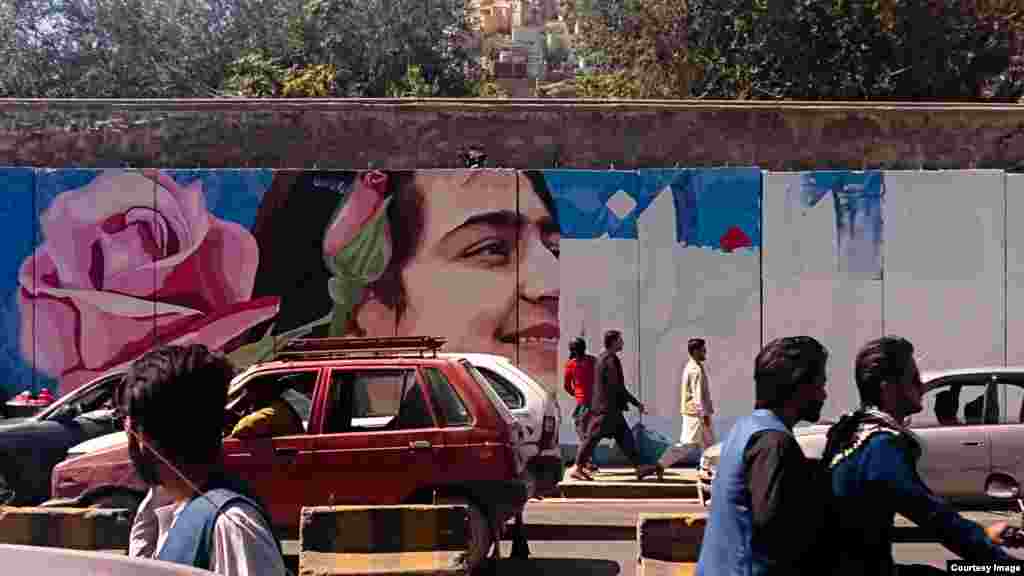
492,558 -> 620,575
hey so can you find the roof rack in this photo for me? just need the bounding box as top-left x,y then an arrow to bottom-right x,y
272,336 -> 447,361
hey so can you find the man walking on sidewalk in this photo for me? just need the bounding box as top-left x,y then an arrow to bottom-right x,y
573,330 -> 660,481
657,338 -> 714,471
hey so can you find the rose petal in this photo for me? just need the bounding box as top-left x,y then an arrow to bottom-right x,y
20,290 -> 80,379
100,175 -> 212,298
323,171 -> 388,258
147,218 -> 260,312
57,297 -> 281,395
40,171 -> 162,290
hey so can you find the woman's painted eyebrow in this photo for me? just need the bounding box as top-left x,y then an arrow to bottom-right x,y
439,210 -> 523,243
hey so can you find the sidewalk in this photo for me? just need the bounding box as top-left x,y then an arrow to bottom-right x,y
557,466 -> 702,499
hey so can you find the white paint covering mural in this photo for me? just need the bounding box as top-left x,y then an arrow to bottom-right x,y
763,171 -> 884,422
883,171 -> 1005,372
1004,174 -> 1021,366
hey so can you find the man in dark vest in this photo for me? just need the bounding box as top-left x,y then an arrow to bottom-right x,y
121,344 -> 286,575
574,330 -> 660,480
697,336 -> 830,576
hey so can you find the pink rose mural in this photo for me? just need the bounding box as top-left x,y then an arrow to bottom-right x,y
18,170 -> 280,394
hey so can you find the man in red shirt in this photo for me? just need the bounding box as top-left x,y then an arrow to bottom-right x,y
564,337 -> 598,479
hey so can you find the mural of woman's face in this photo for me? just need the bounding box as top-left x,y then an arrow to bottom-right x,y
368,171 -> 561,389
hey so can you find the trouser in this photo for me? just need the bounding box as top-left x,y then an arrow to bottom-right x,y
575,411 -> 641,468
572,403 -> 590,442
658,442 -> 700,468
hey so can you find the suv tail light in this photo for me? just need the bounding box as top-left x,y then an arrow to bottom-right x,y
540,415 -> 556,449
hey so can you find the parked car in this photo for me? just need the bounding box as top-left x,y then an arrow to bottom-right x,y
0,370 -> 125,505
49,337 -> 528,566
446,353 -> 563,498
698,366 -> 1024,505
0,544 -> 215,575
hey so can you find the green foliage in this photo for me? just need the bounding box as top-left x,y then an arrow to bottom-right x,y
574,71 -> 643,98
282,63 -> 338,97
387,65 -> 441,97
574,0 -> 1024,100
0,0 -> 478,98
223,53 -> 287,97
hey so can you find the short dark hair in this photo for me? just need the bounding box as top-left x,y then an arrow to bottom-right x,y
688,338 -> 706,356
118,345 -> 234,466
754,336 -> 828,410
569,337 -> 586,358
355,169 -> 559,330
854,336 -> 915,407
604,330 -> 622,349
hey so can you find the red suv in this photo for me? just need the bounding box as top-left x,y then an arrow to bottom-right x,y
50,337 -> 528,560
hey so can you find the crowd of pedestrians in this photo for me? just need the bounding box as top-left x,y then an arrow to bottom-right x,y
564,331 -> 1022,575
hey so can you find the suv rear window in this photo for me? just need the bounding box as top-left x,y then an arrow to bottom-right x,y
423,367 -> 473,426
461,360 -> 518,427
473,366 -> 526,410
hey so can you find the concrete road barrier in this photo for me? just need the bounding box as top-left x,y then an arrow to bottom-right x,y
299,505 -> 473,576
638,558 -> 698,576
0,506 -> 132,550
637,512 -> 708,570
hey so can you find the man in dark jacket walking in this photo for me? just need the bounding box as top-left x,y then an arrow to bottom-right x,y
573,330 -> 659,480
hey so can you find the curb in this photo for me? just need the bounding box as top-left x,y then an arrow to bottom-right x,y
559,482 -> 699,500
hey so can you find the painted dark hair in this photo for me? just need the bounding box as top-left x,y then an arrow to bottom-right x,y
754,336 -> 828,410
854,336 -> 915,407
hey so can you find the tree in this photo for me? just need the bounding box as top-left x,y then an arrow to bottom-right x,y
0,0 -> 482,98
573,0 -> 1024,101
573,0 -> 695,98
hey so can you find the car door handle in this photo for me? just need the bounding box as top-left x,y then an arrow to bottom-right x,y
409,440 -> 432,450
961,440 -> 986,447
275,448 -> 299,457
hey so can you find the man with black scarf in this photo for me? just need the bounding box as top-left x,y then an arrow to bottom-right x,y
822,336 -> 1013,575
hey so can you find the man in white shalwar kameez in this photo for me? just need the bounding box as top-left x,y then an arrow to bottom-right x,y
657,338 -> 714,470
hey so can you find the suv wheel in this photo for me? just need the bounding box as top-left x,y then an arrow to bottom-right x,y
434,496 -> 493,571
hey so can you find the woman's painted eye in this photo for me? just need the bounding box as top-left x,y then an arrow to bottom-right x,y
461,239 -> 511,263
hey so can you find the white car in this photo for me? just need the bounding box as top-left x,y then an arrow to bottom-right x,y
442,353 -> 563,498
0,544 -> 215,575
699,366 -> 1024,506
63,354 -> 564,498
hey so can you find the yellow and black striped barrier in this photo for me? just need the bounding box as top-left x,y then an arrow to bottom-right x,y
636,512 -> 708,576
299,505 -> 474,576
0,506 -> 132,551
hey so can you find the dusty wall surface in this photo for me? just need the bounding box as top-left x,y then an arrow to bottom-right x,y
3,99 -> 1024,170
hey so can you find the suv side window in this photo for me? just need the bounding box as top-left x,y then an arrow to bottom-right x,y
325,370 -> 435,433
473,367 -> 526,410
232,370 -> 317,435
423,367 -> 472,426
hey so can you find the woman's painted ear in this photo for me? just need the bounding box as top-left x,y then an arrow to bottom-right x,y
351,290 -> 398,337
